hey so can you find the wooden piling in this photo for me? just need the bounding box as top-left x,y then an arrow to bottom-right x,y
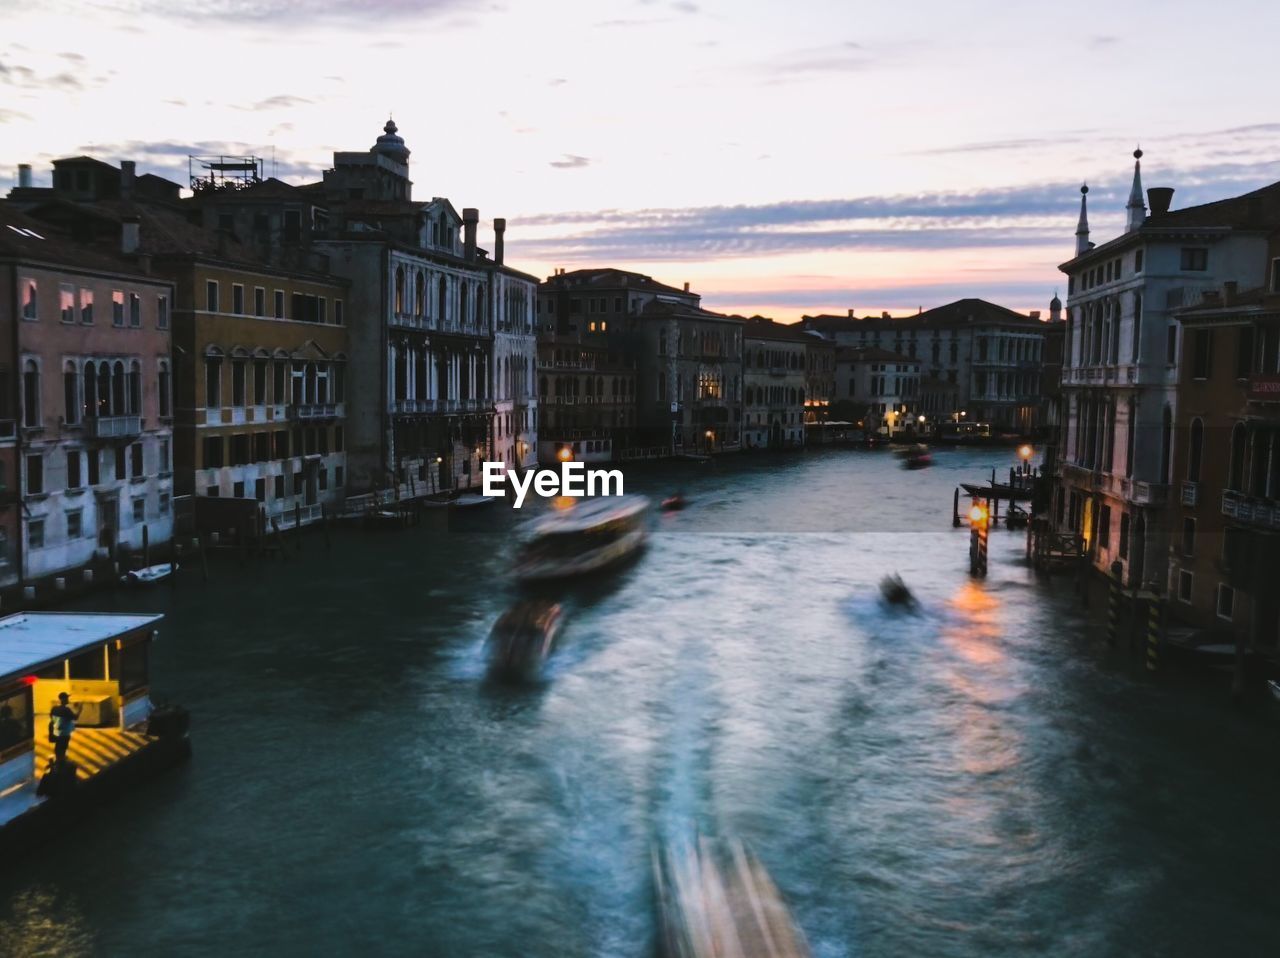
142,524 -> 150,568
952,487 -> 960,528
271,518 -> 288,561
1106,560 -> 1122,646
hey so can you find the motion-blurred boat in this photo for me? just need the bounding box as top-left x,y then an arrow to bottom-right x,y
661,493 -> 688,512
653,838 -> 810,958
880,573 -> 915,608
1267,679 -> 1280,703
513,495 -> 650,583
487,599 -> 564,680
453,493 -> 499,509
120,562 -> 176,586
896,443 -> 932,470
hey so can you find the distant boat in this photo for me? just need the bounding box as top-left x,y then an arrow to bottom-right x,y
514,495 -> 650,583
661,494 -> 688,512
879,573 -> 916,609
120,563 -> 176,586
453,493 -> 499,509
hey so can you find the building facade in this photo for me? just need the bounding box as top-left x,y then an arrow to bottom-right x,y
803,332 -> 835,425
0,204 -> 174,585
1168,276 -> 1280,649
742,317 -> 807,449
489,232 -> 538,471
834,347 -> 922,437
1054,156 -> 1278,587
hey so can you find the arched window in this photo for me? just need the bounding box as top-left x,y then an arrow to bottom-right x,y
1125,397 -> 1136,478
539,375 -> 547,399
395,266 -> 405,313
1131,293 -> 1143,362
1228,422 -> 1246,491
1160,405 -> 1172,484
438,276 -> 447,324
415,272 -> 425,317
84,362 -> 97,419
1188,417 -> 1203,482
460,283 -> 469,327
22,359 -> 39,428
305,363 -> 318,404
158,360 -> 171,419
64,360 -> 79,425
112,360 -> 126,416
128,360 -> 141,416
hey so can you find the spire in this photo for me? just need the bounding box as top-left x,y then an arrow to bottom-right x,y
1125,147 -> 1146,231
1075,183 -> 1090,256
1049,289 -> 1062,321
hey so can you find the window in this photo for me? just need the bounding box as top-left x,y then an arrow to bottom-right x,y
1167,325 -> 1178,365
254,287 -> 266,317
203,435 -> 224,468
112,290 -> 125,325
1217,584 -> 1235,621
206,485 -> 219,498
28,518 -> 44,550
80,287 -> 94,324
254,433 -> 270,462
205,357 -> 221,408
115,445 -> 126,480
158,361 -> 171,418
1119,512 -> 1130,559
26,453 -> 43,495
273,430 -> 289,458
22,359 -> 39,428
232,360 -> 246,407
230,434 -> 249,466
274,290 -> 285,319
159,492 -> 170,514
273,362 -> 286,404
67,449 -> 82,488
334,300 -> 344,326
1192,329 -> 1212,379
131,442 -> 143,477
335,466 -> 344,489
129,292 -> 141,327
60,284 -> 75,323
206,280 -> 219,312
1178,569 -> 1193,603
132,496 -> 145,523
1099,505 -> 1111,547
253,361 -> 267,406
1180,248 -> 1208,271
1236,326 -> 1254,379
293,471 -> 303,496
232,284 -> 244,315
63,362 -> 79,424
21,278 -> 37,320
232,480 -> 245,498
159,439 -> 170,473
1182,517 -> 1196,556
157,294 -> 169,329
255,477 -> 266,501
87,449 -> 99,485
1135,249 -> 1144,273
274,475 -> 285,499
66,509 -> 82,539
1188,418 -> 1203,482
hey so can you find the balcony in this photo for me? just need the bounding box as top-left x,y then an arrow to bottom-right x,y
87,415 -> 142,439
1181,481 -> 1198,507
1222,490 -> 1280,530
1247,374 -> 1280,402
289,402 -> 342,421
1130,480 -> 1168,506
389,399 -> 437,415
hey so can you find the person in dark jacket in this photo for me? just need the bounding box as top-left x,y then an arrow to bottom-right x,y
49,692 -> 82,764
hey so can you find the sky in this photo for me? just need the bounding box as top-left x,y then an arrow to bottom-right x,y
2,0 -> 1279,322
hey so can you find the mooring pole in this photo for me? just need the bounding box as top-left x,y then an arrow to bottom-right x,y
952,487 -> 960,528
1106,560 -> 1123,646
1145,590 -> 1162,672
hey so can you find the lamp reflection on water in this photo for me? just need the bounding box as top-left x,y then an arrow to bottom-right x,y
0,885 -> 95,957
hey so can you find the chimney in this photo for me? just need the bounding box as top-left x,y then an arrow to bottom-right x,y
121,216 -> 140,254
17,164 -> 32,189
847,308 -> 854,318
493,217 -> 506,266
1223,281 -> 1238,305
882,311 -> 890,319
1147,187 -> 1174,216
1030,310 -> 1041,320
462,207 -> 478,261
683,281 -> 690,292
120,160 -> 136,200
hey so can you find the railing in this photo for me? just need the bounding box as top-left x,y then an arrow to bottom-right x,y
269,502 -> 325,529
87,415 -> 142,438
1181,481 -> 1199,507
1222,490 -> 1280,530
290,402 -> 342,421
390,399 -> 437,415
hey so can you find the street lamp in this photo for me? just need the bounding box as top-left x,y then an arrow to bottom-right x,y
557,446 -> 573,463
1018,443 -> 1033,476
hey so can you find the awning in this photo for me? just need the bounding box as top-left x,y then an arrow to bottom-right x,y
0,612 -> 162,684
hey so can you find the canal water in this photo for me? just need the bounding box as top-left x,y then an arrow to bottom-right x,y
3,448 -> 1279,957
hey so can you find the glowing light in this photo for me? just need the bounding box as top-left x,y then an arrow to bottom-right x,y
918,414 -> 926,423
968,503 -> 988,524
1018,444 -> 1033,461
22,675 -> 37,685
557,447 -> 573,462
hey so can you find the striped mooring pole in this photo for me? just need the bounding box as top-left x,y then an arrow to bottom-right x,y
1145,592 -> 1162,672
1106,560 -> 1123,647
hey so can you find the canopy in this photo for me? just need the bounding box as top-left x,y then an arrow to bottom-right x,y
0,612 -> 162,684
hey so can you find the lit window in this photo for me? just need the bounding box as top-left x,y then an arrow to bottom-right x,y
129,292 -> 141,327
60,284 -> 75,323
80,287 -> 94,324
112,289 -> 125,325
157,294 -> 169,329
21,278 -> 37,320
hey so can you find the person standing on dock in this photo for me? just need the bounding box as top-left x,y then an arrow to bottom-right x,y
49,692 -> 82,764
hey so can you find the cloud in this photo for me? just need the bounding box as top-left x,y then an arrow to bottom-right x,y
0,58 -> 92,92
708,280 -> 1056,312
550,154 -> 590,169
762,41 -> 873,78
548,78 -> 568,86
512,159 -> 1280,263
243,94 -> 313,111
0,107 -> 32,123
88,0 -> 477,23
670,0 -> 698,11
594,17 -> 670,27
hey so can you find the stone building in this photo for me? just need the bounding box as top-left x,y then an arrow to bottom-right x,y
834,347 -> 922,437
1168,273 -> 1280,649
0,202 -> 174,586
489,221 -> 538,471
803,332 -> 835,425
1054,155 -> 1280,587
741,317 -> 808,449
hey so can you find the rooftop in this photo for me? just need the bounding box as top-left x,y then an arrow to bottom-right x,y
0,612 -> 163,682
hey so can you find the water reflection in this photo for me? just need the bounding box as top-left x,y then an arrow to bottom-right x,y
0,885 -> 95,958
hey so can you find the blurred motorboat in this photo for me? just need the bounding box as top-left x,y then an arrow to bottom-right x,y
897,443 -> 932,470
661,493 -> 689,512
513,495 -> 650,583
120,562 -> 176,586
653,838 -> 810,958
880,573 -> 915,608
487,599 -> 564,680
